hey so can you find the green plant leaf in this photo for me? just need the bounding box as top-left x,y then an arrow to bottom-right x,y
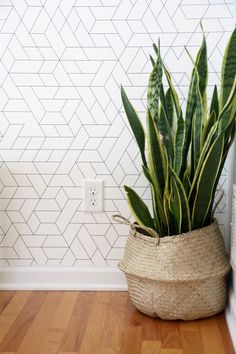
142,165 -> 163,235
150,54 -> 155,67
205,161 -> 226,225
147,43 -> 162,124
204,146 -> 229,226
220,28 -> 236,110
163,147 -> 170,236
196,34 -> 208,99
174,113 -> 186,176
218,77 -> 236,133
121,29 -> 236,236
165,88 -> 174,129
203,85 -> 218,145
191,78 -> 203,179
223,117 -> 236,157
121,86 -> 147,167
202,111 -> 216,143
183,167 -> 191,196
124,185 -> 155,229
147,110 -> 166,197
182,34 -> 208,177
183,71 -> 196,171
153,42 -> 158,55
210,85 -> 219,118
169,166 -> 191,233
169,176 -> 182,235
158,84 -> 174,163
191,133 -> 224,229
164,66 -> 182,119
188,121 -> 218,203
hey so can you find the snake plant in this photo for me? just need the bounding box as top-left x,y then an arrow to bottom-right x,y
121,29 -> 236,237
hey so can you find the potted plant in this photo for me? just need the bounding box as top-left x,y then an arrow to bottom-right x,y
113,28 -> 236,320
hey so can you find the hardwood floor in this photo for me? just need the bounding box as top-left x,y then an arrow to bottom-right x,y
0,291 -> 234,354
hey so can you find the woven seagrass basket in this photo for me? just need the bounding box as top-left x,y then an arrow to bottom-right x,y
113,215 -> 230,321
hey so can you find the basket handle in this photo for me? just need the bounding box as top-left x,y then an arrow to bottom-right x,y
112,214 -> 160,240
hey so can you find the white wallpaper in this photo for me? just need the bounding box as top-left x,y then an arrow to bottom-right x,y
0,0 -> 234,267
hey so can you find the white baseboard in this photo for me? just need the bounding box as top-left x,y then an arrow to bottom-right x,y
0,267 -> 128,291
226,266 -> 236,351
226,289 -> 236,351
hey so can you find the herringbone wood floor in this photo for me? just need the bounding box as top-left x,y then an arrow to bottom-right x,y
0,291 -> 234,354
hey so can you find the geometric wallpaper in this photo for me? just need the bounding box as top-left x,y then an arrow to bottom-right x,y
0,0 -> 234,267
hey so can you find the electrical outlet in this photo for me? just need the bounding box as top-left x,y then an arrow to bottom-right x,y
83,179 -> 104,212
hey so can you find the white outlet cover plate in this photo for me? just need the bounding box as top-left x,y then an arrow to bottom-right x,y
83,179 -> 104,212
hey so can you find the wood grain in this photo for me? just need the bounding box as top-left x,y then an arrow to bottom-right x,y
0,291 -> 47,352
0,291 -> 233,354
198,317 -> 227,354
160,321 -> 182,348
39,291 -> 79,353
216,312 -> 235,354
78,292 -> 112,354
120,325 -> 142,354
160,350 -> 183,354
181,330 -> 204,354
141,340 -> 161,354
16,291 -> 63,354
98,292 -> 127,354
179,319 -> 199,332
0,291 -> 31,342
0,292 -> 15,315
58,292 -> 95,352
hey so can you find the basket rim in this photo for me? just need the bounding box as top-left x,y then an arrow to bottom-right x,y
118,261 -> 231,282
130,219 -> 219,244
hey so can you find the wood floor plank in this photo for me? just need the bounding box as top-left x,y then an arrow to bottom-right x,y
124,298 -> 162,341
179,320 -> 199,332
98,292 -> 128,354
124,299 -> 146,327
99,349 -> 119,354
0,291 -> 47,352
160,350 -> 183,354
141,340 -> 162,354
0,291 -> 16,314
199,317 -> 227,354
78,292 -> 112,354
58,292 -> 95,352
0,291 -> 31,343
120,325 -> 142,354
216,312 -> 235,354
160,321 -> 182,349
39,291 -> 79,353
0,291 -> 233,354
181,330 -> 204,354
138,310 -> 162,341
120,297 -> 142,354
142,319 -> 162,341
16,291 -> 63,354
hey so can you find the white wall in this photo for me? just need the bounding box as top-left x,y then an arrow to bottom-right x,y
226,141 -> 236,351
0,0 -> 234,283
226,0 -> 236,337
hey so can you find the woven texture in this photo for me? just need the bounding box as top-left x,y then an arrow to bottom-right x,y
119,220 -> 230,320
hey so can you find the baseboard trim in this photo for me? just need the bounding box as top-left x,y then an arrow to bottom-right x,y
0,267 -> 128,291
226,289 -> 236,351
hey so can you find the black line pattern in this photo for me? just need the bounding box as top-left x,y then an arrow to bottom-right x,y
0,0 -> 234,267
